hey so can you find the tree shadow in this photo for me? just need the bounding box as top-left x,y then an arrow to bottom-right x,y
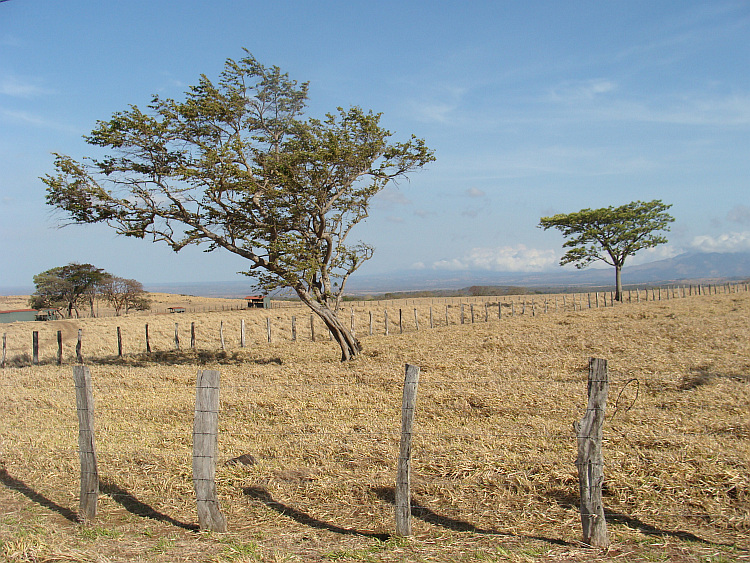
547,487 -> 735,547
89,350 -> 283,367
372,486 -> 570,546
243,485 -> 390,541
99,478 -> 198,531
0,467 -> 79,523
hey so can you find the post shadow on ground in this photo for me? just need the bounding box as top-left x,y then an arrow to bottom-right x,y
373,486 -> 570,546
99,478 -> 198,531
0,467 -> 79,523
243,486 -> 390,541
547,488 -> 734,547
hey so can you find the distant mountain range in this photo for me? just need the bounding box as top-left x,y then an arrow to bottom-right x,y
344,251 -> 750,294
139,251 -> 750,297
3,252 -> 748,298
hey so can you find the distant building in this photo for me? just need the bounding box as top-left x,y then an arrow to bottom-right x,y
245,295 -> 270,309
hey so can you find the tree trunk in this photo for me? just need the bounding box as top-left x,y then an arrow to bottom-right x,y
296,290 -> 362,361
614,266 -> 623,302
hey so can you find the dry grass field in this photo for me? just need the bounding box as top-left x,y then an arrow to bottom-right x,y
0,288 -> 748,562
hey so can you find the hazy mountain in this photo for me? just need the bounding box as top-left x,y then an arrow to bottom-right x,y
4,252 -> 748,298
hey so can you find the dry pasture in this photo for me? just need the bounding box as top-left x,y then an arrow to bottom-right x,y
0,289 -> 748,562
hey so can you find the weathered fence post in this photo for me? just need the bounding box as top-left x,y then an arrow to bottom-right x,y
1,333 -> 6,368
117,327 -> 123,357
220,321 -> 225,350
76,329 -> 84,364
413,308 -> 419,331
174,323 -> 180,351
384,310 -> 389,335
429,307 -> 434,329
369,311 -> 373,335
145,324 -> 151,354
575,358 -> 609,549
399,309 -> 403,334
310,314 -> 315,342
32,331 -> 39,365
445,305 -> 449,326
191,322 -> 196,349
395,363 -> 420,536
460,304 -> 465,324
73,365 -> 98,522
351,307 -> 356,337
267,318 -> 272,343
193,369 -> 227,532
291,316 -> 297,342
57,331 -> 63,365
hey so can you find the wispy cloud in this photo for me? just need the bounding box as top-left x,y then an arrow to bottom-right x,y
0,107 -> 74,131
727,204 -> 750,225
433,244 -> 557,272
691,231 -> 750,253
548,78 -> 617,103
0,75 -> 52,98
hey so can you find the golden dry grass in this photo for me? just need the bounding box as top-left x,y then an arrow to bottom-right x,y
0,288 -> 748,562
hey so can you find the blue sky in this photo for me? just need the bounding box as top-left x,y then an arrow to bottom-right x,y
2,1 -> 749,289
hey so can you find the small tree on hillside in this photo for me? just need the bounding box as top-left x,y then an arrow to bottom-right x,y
99,276 -> 151,315
42,51 -> 434,360
539,200 -> 674,301
30,263 -> 109,318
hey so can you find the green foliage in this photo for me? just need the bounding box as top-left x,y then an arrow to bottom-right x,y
29,263 -> 108,317
539,200 -> 674,270
42,50 -> 433,359
539,200 -> 674,299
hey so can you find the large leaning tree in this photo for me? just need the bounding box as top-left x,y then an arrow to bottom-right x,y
539,200 -> 674,301
43,51 -> 434,360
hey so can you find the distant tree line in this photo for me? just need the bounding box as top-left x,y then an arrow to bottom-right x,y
29,263 -> 150,318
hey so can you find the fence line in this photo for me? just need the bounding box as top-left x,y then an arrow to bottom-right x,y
1,358 -> 744,544
3,283 -> 748,365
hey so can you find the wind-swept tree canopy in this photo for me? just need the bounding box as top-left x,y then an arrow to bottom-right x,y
539,200 -> 674,301
30,263 -> 109,318
43,51 -> 434,359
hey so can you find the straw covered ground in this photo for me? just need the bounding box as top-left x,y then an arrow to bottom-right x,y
0,289 -> 748,562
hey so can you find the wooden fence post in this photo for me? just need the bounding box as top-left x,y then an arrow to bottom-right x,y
191,322 -> 196,349
76,329 -> 84,364
1,333 -> 5,368
429,307 -> 434,329
351,308 -> 356,337
575,358 -> 609,549
395,364 -> 420,536
291,316 -> 297,341
369,311 -> 373,336
413,308 -> 419,331
57,331 -> 63,366
117,327 -> 123,357
32,331 -> 39,365
73,365 -> 98,522
193,369 -> 227,532
445,305 -> 449,326
241,320 -> 246,347
267,318 -> 272,343
399,309 -> 403,334
460,304 -> 465,324
174,323 -> 180,351
385,310 -> 389,335
145,324 -> 151,354
220,321 -> 225,350
310,314 -> 315,342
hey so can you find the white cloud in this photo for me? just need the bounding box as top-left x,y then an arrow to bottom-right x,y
373,187 -> 411,208
465,187 -> 486,198
433,244 -> 558,272
690,231 -> 750,253
549,79 -> 617,103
